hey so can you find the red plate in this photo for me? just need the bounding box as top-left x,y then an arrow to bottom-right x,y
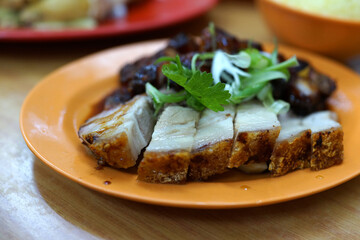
0,0 -> 218,42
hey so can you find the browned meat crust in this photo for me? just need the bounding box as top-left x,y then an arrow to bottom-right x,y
79,100 -> 138,169
269,130 -> 312,176
272,60 -> 337,116
84,132 -> 135,169
200,27 -> 263,53
79,95 -> 155,169
137,151 -> 190,184
310,127 -> 344,170
228,127 -> 280,168
188,140 -> 233,181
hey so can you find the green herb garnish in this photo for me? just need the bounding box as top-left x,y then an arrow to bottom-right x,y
145,83 -> 186,115
146,36 -> 298,115
146,55 -> 231,114
211,43 -> 298,114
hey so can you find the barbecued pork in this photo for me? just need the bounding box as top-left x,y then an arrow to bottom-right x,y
189,105 -> 235,180
103,27 -> 263,110
302,111 -> 344,170
78,95 -> 155,169
138,106 -> 200,184
272,60 -> 336,116
269,116 -> 312,176
228,101 -> 281,168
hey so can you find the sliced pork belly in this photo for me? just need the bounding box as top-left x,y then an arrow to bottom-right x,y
269,116 -> 312,176
302,111 -> 344,170
238,162 -> 268,174
138,106 -> 200,184
78,95 -> 155,169
228,101 -> 280,168
189,105 -> 235,180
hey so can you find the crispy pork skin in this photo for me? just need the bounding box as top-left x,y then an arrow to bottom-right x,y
189,105 -> 235,180
302,111 -> 344,170
269,117 -> 312,176
228,101 -> 280,168
78,95 -> 155,169
138,106 -> 199,184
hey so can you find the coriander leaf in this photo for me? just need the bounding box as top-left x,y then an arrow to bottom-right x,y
185,71 -> 231,112
186,95 -> 205,111
161,63 -> 188,85
154,56 -> 177,64
145,83 -> 186,115
174,55 -> 184,74
162,59 -> 231,112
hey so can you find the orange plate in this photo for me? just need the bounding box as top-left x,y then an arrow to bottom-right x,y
256,0 -> 360,60
20,40 -> 360,209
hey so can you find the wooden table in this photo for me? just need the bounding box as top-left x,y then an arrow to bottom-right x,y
1,0 -> 359,239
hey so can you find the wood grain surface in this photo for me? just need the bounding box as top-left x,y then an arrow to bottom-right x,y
1,0 -> 359,239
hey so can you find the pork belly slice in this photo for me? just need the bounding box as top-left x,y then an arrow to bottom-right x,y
138,106 -> 200,184
228,101 -> 280,168
302,111 -> 344,170
238,162 -> 268,174
269,117 -> 312,176
78,95 -> 155,169
189,105 -> 235,180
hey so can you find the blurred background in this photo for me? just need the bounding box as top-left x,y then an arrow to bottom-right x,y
1,0 -> 360,71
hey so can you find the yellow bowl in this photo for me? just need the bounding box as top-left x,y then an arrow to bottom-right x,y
256,0 -> 360,60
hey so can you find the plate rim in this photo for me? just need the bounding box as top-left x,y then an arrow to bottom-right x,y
20,39 -> 360,209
